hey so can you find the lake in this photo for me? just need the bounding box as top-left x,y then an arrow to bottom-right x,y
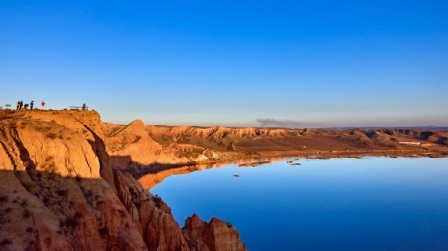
150,157 -> 448,251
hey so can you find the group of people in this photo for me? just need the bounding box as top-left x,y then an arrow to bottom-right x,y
10,101 -> 88,111
16,100 -> 45,110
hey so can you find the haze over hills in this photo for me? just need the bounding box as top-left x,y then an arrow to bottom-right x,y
326,126 -> 448,131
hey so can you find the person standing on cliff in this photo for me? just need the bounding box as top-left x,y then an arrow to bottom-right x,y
82,103 -> 86,111
41,101 -> 46,110
30,100 -> 34,110
16,101 -> 20,110
19,101 -> 23,109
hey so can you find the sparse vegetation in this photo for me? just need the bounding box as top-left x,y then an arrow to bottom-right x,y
79,185 -> 103,210
64,216 -> 77,228
23,208 -> 31,218
56,188 -> 68,197
118,209 -> 127,218
98,225 -> 108,236
42,197 -> 50,207
20,199 -> 29,207
132,136 -> 142,144
0,194 -> 9,203
0,238 -> 12,246
46,132 -> 58,139
44,237 -> 52,246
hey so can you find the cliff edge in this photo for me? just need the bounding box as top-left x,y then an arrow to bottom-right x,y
0,110 -> 246,251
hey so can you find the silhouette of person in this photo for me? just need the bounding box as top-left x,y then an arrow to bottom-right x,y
16,101 -> 20,110
82,103 -> 86,111
41,101 -> 46,110
19,101 -> 23,109
30,100 -> 34,109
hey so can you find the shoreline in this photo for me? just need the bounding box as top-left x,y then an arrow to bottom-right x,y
135,149 -> 448,190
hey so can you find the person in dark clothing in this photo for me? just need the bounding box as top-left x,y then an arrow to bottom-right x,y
19,101 -> 23,109
82,103 -> 86,111
30,100 -> 34,109
16,101 -> 20,110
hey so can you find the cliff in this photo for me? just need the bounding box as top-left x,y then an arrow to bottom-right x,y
102,120 -> 448,176
0,110 -> 246,251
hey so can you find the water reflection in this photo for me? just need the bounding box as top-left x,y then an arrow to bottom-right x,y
138,156 -> 287,189
150,157 -> 448,251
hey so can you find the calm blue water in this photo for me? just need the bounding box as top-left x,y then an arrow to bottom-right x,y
150,158 -> 448,251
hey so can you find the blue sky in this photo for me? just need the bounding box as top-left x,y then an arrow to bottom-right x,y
1,1 -> 447,127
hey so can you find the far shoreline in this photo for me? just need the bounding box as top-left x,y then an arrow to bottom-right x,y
135,150 -> 448,190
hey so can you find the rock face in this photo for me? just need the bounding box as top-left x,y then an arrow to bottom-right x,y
104,121 -> 448,171
113,168 -> 190,251
183,214 -> 247,251
0,110 -> 247,251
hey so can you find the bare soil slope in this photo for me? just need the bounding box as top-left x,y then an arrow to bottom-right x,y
0,110 -> 246,251
103,121 -> 448,178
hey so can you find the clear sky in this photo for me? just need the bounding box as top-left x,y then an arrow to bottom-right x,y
1,1 -> 447,127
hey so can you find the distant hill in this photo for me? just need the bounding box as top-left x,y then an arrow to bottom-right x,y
102,121 -> 448,176
328,126 -> 448,131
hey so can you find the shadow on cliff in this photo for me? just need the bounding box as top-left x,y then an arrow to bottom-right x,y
111,155 -> 203,179
0,168 -> 193,250
0,169 -> 144,250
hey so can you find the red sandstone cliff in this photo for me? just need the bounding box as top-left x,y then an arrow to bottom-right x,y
0,110 -> 247,251
183,214 -> 247,251
103,120 -> 448,179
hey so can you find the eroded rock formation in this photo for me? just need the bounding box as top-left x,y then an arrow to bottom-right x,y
0,110 -> 246,251
103,120 -> 448,179
183,214 -> 247,251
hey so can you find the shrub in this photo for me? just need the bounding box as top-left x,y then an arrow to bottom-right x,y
0,195 -> 8,203
64,217 -> 77,228
20,199 -> 29,207
23,209 -> 31,219
44,237 -> 51,246
42,197 -> 50,207
98,226 -> 108,236
118,209 -> 127,218
0,239 -> 12,246
56,189 -> 68,197
46,132 -> 58,139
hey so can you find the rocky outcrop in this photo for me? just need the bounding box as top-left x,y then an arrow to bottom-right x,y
0,110 -> 247,251
102,120 -> 180,167
0,110 -> 146,250
183,214 -> 247,251
113,168 -> 190,251
104,121 -> 448,171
